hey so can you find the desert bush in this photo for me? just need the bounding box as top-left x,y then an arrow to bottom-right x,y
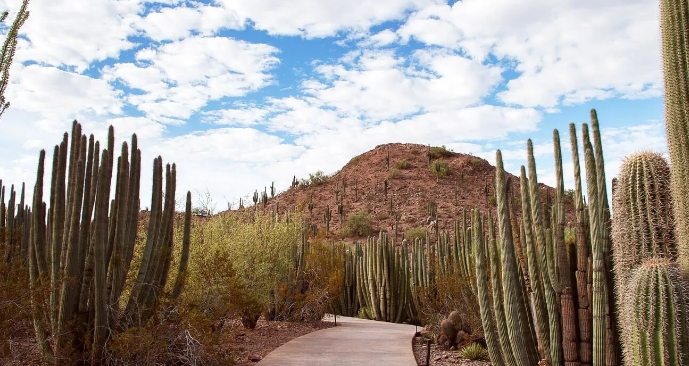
387,168 -> 401,179
563,188 -> 575,203
430,159 -> 450,179
107,306 -> 236,365
470,157 -> 483,167
405,227 -> 428,242
415,269 -> 482,346
187,211 -> 303,314
428,145 -> 454,160
459,343 -> 489,361
394,159 -> 411,169
284,240 -> 344,323
0,234 -> 44,360
342,211 -> 375,237
299,171 -> 331,187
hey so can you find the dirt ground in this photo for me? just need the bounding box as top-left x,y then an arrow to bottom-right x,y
0,317 -> 337,365
412,335 -> 492,366
230,317 -> 336,364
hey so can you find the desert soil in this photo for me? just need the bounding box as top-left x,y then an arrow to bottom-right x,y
412,335 -> 492,366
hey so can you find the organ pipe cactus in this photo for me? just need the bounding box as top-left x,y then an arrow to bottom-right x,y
473,208 -> 505,366
472,112 -> 618,366
26,121 -> 191,364
659,0 -> 689,281
496,150 -> 540,366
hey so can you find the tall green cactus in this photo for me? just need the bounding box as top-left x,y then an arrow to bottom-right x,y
659,0 -> 689,281
25,121 -> 192,364
473,208 -> 505,366
495,150 -> 540,366
526,140 -> 564,366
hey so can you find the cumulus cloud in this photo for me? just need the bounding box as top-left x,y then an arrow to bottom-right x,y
136,2 -> 245,42
216,0 -> 435,38
6,0 -> 142,72
103,36 -> 280,120
396,0 -> 661,108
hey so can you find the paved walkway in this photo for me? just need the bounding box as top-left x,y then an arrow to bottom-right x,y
257,315 -> 419,365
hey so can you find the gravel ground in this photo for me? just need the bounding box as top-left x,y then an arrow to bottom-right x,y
411,335 -> 492,366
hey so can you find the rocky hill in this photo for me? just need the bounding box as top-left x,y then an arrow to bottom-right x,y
231,143 -> 573,242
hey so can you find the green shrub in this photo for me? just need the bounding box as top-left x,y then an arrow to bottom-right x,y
342,211 -> 375,237
564,188 -> 575,203
428,145 -> 454,160
459,343 -> 489,361
299,170 -> 331,187
430,159 -> 450,179
394,159 -> 411,169
388,168 -> 401,179
405,226 -> 429,242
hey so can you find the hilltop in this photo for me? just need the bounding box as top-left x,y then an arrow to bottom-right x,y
230,143 -> 572,242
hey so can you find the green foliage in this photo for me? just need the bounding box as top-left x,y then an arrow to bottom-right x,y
191,211 -> 303,308
430,159 -> 450,179
428,145 -> 454,160
387,168 -> 401,179
405,226 -> 428,242
342,210 -> 375,237
470,157 -> 483,167
394,159 -> 411,169
299,170 -> 331,187
288,240 -> 345,323
348,155 -> 361,166
563,188 -> 575,203
459,343 -> 489,361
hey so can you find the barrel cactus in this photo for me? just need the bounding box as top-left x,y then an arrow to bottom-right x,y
622,258 -> 689,365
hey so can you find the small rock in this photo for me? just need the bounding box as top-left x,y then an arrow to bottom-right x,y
248,354 -> 263,362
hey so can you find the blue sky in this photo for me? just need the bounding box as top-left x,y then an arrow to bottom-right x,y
0,0 -> 667,210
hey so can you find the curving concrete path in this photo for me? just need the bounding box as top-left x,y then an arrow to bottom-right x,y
256,315 -> 419,365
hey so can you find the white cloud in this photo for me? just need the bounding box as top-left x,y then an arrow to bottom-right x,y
202,107 -> 270,126
136,2 -> 245,41
359,29 -> 400,48
103,36 -> 280,119
7,64 -> 123,117
396,0 -> 661,108
299,48 -> 504,121
216,0 -> 435,38
7,0 -> 143,72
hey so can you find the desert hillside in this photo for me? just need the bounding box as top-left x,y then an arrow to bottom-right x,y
229,143 -> 573,241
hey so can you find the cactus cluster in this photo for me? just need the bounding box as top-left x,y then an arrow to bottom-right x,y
2,121 -> 194,364
468,111 -> 620,366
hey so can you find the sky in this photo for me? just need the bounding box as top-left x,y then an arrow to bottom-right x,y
0,0 -> 668,212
